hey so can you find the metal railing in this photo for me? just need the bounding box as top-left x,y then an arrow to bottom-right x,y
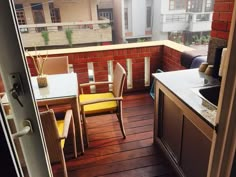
161,12 -> 213,23
18,19 -> 112,47
18,19 -> 111,33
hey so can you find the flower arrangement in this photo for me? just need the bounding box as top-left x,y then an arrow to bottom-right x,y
26,47 -> 48,87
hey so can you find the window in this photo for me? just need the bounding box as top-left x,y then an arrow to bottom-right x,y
187,0 -> 203,12
124,8 -> 128,30
31,3 -> 46,32
98,9 -> 113,21
49,3 -> 61,23
166,14 -> 187,22
15,4 -> 26,25
31,3 -> 43,10
15,4 -> 28,33
146,6 -> 152,28
205,0 -> 214,12
169,0 -> 185,10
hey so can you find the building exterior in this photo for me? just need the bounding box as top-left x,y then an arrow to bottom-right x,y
152,0 -> 214,45
97,0 -> 113,22
112,0 -> 214,45
14,0 -> 112,48
113,0 -> 153,44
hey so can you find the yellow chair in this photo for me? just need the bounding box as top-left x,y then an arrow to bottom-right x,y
40,109 -> 77,177
80,63 -> 126,146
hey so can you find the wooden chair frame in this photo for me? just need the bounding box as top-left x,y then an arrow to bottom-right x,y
40,109 -> 77,177
38,56 -> 69,75
80,63 -> 126,146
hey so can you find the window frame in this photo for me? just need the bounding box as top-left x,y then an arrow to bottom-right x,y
169,0 -> 186,10
146,6 -> 152,29
124,8 -> 129,31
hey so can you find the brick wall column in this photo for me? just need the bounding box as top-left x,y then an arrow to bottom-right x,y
211,0 -> 234,40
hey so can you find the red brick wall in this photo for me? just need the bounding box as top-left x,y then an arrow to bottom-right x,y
0,45 -> 187,93
162,46 -> 186,71
211,0 -> 234,40
26,46 -> 163,93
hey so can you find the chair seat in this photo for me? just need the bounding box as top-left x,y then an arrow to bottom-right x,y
56,120 -> 65,148
80,92 -> 117,114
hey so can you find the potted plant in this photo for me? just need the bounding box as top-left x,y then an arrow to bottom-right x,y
41,31 -> 49,45
65,29 -> 73,47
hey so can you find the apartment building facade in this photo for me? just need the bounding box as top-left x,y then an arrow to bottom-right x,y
113,0 -> 153,44
97,0 -> 113,22
112,0 -> 214,45
14,0 -> 112,48
152,0 -> 214,45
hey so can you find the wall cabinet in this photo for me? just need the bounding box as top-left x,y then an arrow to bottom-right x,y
155,85 -> 213,177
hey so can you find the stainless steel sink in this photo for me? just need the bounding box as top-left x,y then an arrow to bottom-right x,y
193,85 -> 221,107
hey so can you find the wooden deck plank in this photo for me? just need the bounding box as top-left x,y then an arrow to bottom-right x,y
88,119 -> 153,135
54,146 -> 163,172
86,113 -> 153,128
99,165 -> 174,177
123,106 -> 154,117
88,131 -> 153,148
88,124 -> 153,141
123,98 -> 153,108
68,156 -> 167,177
81,138 -> 154,157
69,146 -> 161,169
53,92 -> 177,177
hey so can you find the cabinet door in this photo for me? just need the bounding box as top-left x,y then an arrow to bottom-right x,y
161,94 -> 183,163
181,117 -> 211,177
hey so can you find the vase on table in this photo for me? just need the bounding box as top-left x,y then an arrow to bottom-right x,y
37,75 -> 48,88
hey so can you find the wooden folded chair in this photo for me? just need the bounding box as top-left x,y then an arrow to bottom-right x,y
37,56 -> 69,75
79,63 -> 126,146
40,109 -> 77,177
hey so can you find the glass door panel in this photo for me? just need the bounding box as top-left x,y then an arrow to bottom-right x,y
0,1 -> 52,177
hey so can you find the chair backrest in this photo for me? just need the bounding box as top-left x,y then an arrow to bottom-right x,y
38,56 -> 69,75
112,63 -> 126,97
40,110 -> 62,163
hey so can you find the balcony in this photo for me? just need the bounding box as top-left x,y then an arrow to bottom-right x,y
19,20 -> 112,48
161,12 -> 213,32
188,12 -> 213,32
24,41 -> 192,94
0,40 -> 192,94
0,41 -> 193,177
161,13 -> 189,32
58,92 -> 178,177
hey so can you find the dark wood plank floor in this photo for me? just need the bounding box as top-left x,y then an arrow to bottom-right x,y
52,92 -> 178,177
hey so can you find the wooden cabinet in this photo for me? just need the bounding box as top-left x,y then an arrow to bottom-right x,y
160,93 -> 183,163
181,117 -> 211,177
154,83 -> 213,177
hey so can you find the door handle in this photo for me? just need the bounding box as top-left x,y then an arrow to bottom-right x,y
12,120 -> 33,139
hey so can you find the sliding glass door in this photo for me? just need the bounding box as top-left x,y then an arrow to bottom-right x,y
0,1 -> 52,177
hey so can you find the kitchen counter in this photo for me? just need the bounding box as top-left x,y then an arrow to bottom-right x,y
153,69 -> 220,128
